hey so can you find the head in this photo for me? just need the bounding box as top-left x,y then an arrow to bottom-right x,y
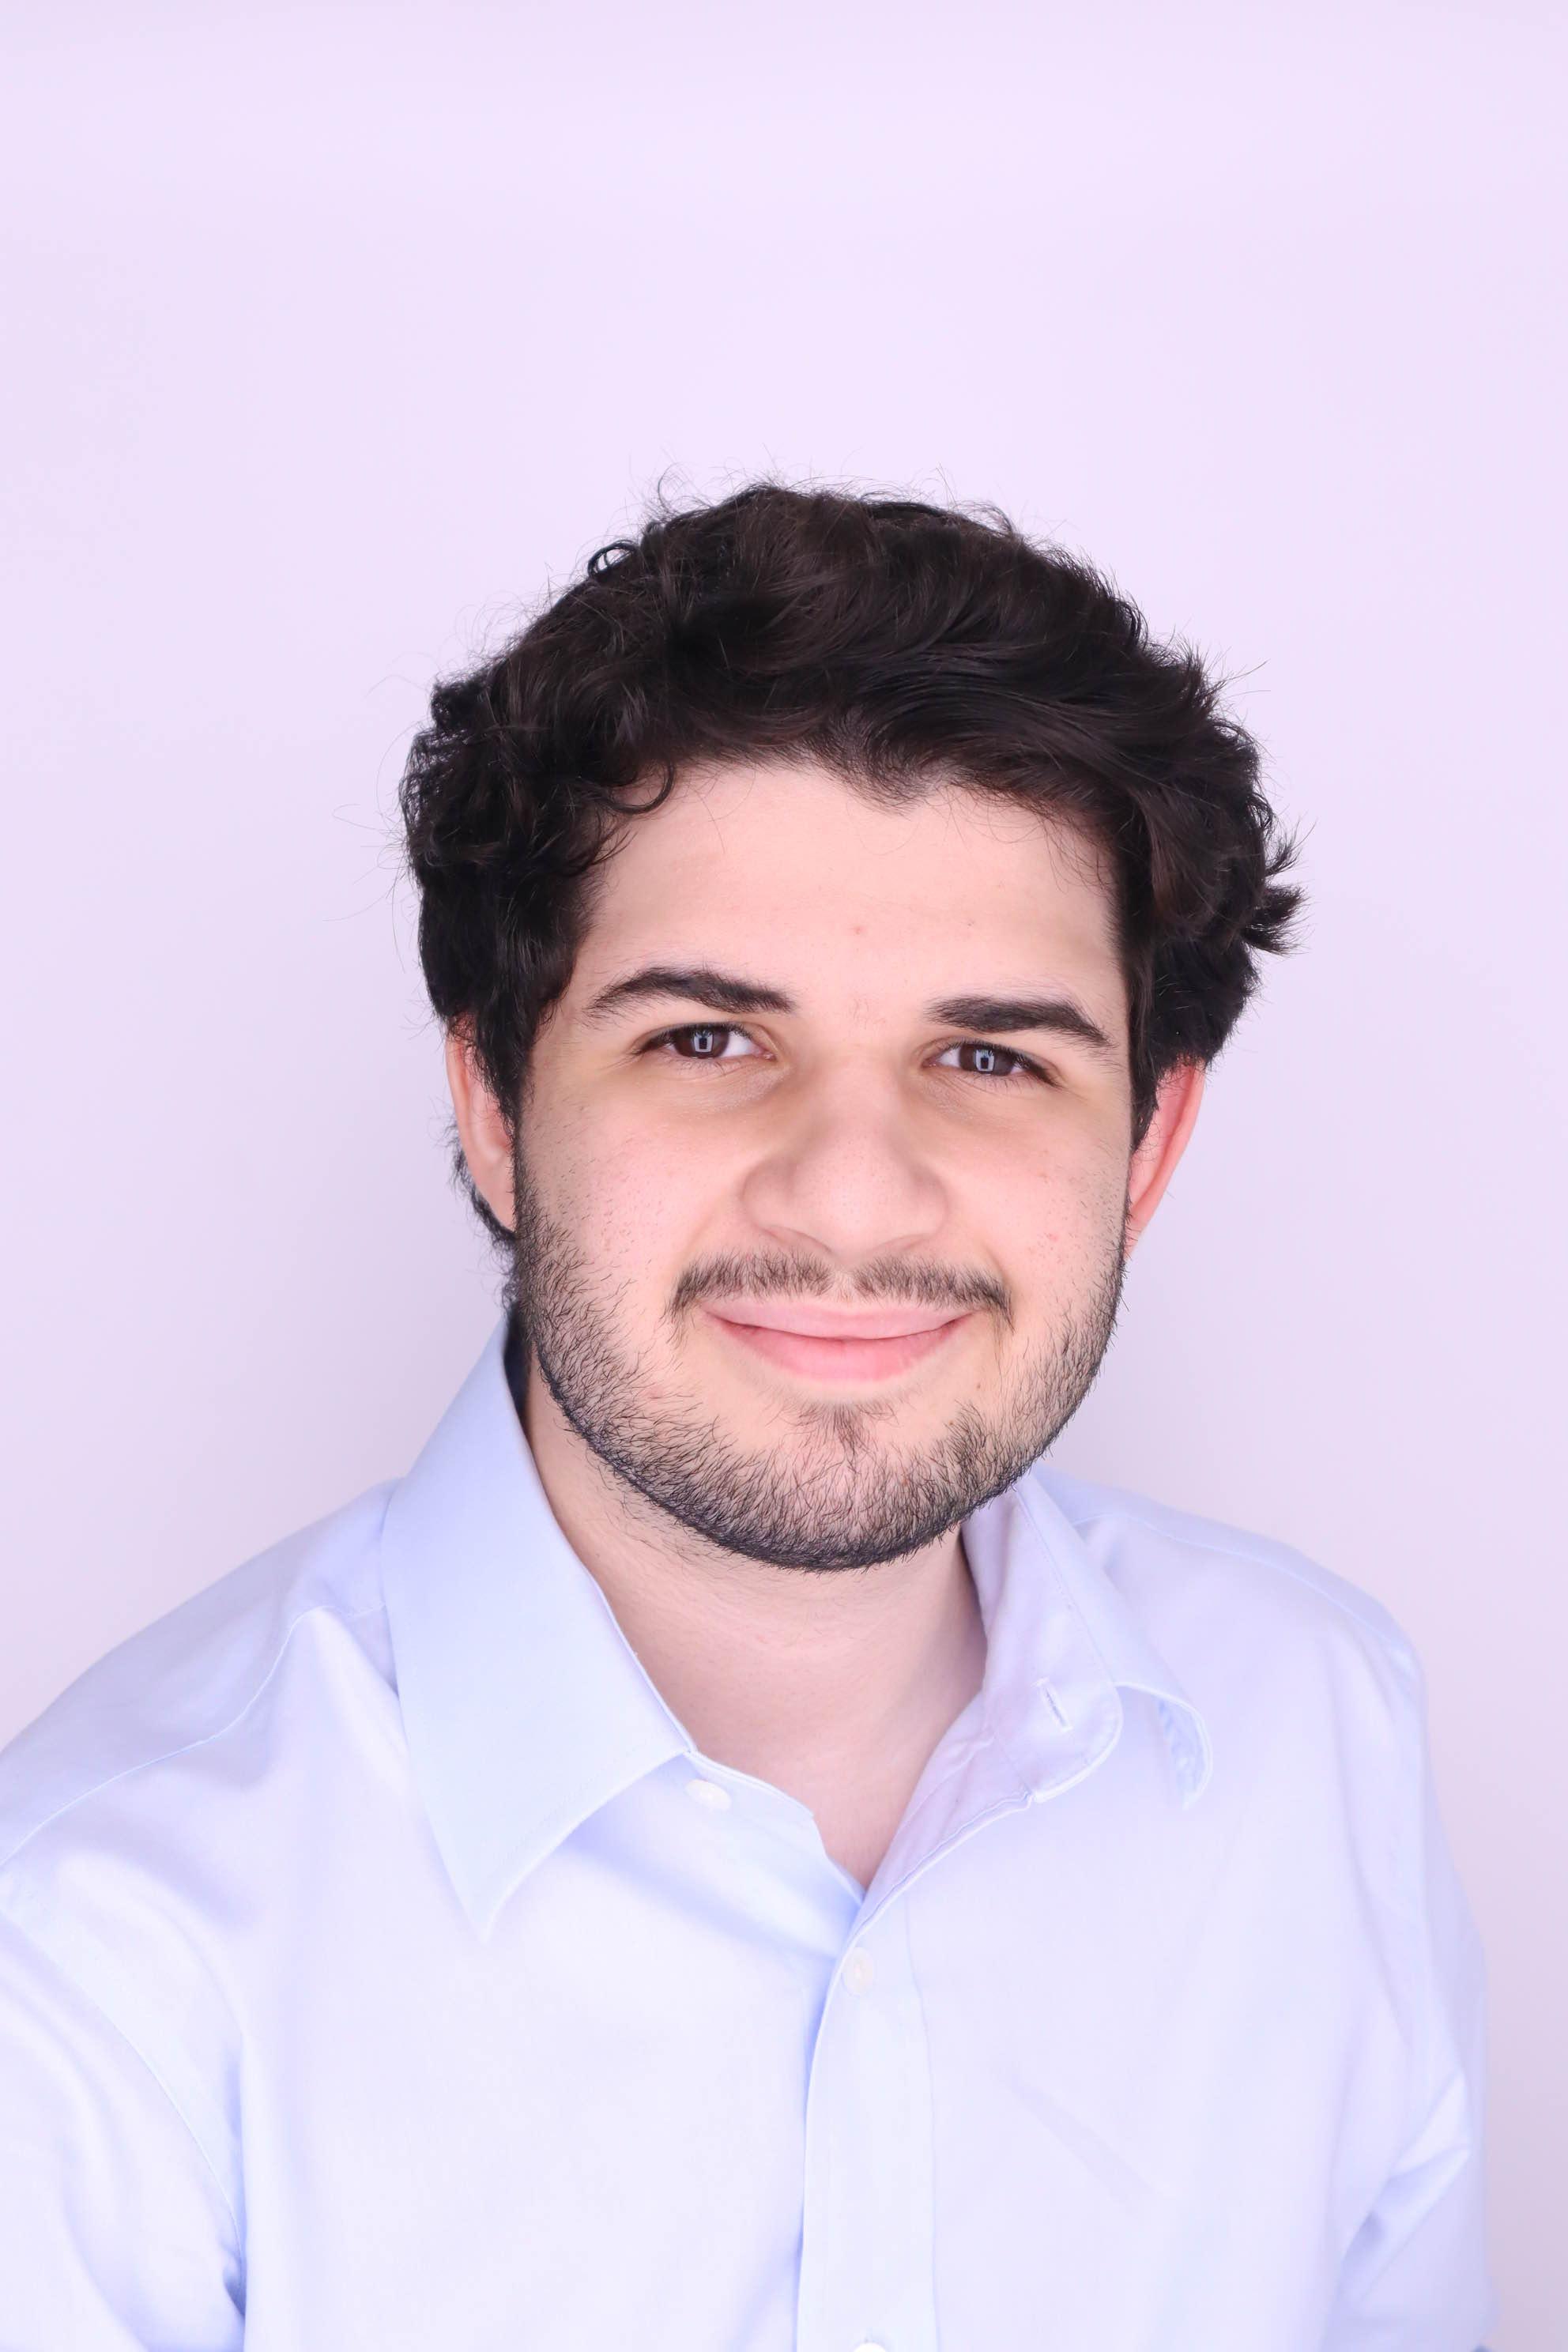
401,483 -> 1304,1572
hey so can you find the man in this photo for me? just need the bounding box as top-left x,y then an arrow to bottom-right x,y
0,484 -> 1494,2348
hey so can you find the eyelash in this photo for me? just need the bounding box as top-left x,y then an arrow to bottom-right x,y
642,1023 -> 1054,1087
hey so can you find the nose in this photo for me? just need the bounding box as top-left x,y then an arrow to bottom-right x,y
735,1062 -> 950,1265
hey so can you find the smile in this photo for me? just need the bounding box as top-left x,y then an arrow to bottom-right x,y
700,1306 -> 973,1385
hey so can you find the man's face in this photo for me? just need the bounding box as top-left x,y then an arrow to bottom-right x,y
497,761 -> 1185,1571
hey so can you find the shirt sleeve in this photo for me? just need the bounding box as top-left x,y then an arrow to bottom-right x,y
0,1905 -> 245,2350
1319,1645 -> 1498,2350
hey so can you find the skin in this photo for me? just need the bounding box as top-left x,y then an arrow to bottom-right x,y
447,760 -> 1204,1890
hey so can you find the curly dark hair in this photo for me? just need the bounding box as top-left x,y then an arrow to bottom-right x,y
399,481 -> 1306,1249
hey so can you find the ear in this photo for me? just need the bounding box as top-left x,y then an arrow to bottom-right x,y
1124,1058 -> 1206,1257
444,1024 -> 517,1234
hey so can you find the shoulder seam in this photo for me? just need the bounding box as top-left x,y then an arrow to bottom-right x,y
0,1596 -> 387,1878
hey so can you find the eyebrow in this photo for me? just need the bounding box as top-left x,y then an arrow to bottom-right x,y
578,963 -> 1121,1066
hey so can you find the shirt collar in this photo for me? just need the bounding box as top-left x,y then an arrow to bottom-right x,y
971,1472 -> 1214,1810
380,1317 -> 1213,1938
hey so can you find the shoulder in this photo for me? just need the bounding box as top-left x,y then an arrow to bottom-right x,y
0,1480 -> 398,1885
1033,1460 -> 1419,1658
1027,1461 -> 1427,1756
0,1489 -> 393,2245
1027,1464 -> 1456,1964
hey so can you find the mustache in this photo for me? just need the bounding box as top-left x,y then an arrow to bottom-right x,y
667,1250 -> 1014,1331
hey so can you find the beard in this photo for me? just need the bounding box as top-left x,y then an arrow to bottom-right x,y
504,1148 -> 1129,1574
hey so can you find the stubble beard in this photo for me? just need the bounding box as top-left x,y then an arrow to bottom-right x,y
505,1149 -> 1129,1574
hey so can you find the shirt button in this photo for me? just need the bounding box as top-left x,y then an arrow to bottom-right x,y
685,1777 -> 732,1811
842,1946 -> 876,1993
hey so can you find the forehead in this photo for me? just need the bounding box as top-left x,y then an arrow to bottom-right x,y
567,760 -> 1124,1007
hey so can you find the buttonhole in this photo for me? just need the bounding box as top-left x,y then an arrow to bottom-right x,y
1037,1678 -> 1071,1729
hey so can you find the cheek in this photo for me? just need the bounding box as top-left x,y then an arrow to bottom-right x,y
978,1131 -> 1103,1227
550,1112 -> 718,1276
1002,1167 -> 1127,1292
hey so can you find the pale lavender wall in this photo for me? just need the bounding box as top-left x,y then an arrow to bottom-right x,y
2,3 -> 1562,2335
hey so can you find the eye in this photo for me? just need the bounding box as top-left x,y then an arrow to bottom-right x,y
646,1023 -> 763,1064
933,1040 -> 1047,1084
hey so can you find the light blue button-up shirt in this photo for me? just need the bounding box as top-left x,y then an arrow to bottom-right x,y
0,1318 -> 1496,2348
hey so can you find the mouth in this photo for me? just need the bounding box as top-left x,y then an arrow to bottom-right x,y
700,1304 -> 974,1385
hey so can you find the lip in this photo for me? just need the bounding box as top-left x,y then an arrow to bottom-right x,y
707,1301 -> 963,1340
702,1304 -> 972,1385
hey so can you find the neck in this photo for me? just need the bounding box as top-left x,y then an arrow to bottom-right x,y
507,1326 -> 988,1883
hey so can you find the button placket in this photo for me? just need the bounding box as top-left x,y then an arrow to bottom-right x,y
842,1944 -> 876,1995
797,1899 -> 937,2352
